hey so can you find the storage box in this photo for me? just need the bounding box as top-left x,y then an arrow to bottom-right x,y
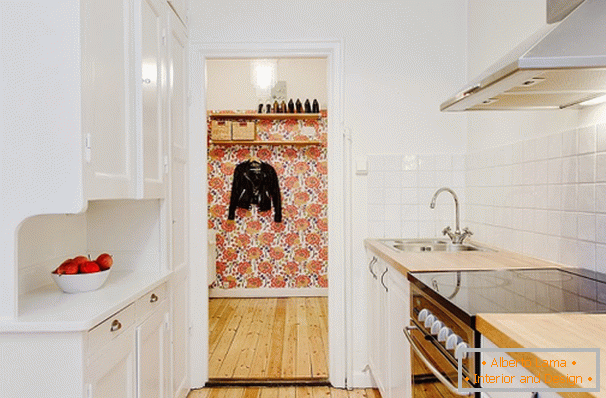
231,121 -> 256,140
210,120 -> 232,140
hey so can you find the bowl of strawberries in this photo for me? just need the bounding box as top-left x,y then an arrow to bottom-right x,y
51,253 -> 113,293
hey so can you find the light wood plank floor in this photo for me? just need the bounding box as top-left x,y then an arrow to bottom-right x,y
209,297 -> 329,381
188,386 -> 380,398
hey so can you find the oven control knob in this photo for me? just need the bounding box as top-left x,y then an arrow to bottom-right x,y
418,309 -> 430,323
446,333 -> 462,350
430,320 -> 443,335
438,326 -> 452,342
424,314 -> 436,329
455,342 -> 469,360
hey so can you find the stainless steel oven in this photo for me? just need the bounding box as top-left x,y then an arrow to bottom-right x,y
407,267 -> 606,398
406,282 -> 478,397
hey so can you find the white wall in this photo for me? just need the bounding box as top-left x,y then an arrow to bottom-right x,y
190,0 -> 468,387
206,58 -> 327,111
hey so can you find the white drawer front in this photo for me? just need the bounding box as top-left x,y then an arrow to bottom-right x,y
135,283 -> 167,320
88,303 -> 135,354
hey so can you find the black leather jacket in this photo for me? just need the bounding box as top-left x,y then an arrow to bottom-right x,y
228,160 -> 282,222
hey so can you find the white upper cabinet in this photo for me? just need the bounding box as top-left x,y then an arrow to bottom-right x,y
83,0 -> 171,201
138,0 -> 168,199
82,0 -> 137,200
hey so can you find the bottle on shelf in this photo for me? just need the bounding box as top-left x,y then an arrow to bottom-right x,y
288,99 -> 295,113
295,99 -> 303,113
273,100 -> 280,113
312,99 -> 320,113
258,103 -> 264,113
304,99 -> 311,113
281,101 -> 287,113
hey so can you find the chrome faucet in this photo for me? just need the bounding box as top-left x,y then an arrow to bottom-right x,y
429,187 -> 472,244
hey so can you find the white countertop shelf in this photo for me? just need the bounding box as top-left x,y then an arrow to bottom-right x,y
0,270 -> 172,333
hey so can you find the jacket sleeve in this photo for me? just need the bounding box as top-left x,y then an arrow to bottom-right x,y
266,164 -> 282,222
227,164 -> 242,220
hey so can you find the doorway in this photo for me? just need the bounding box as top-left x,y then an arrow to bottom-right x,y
205,57 -> 329,383
188,41 -> 346,389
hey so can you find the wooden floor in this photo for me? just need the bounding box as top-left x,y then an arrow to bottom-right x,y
209,297 -> 329,381
188,387 -> 380,398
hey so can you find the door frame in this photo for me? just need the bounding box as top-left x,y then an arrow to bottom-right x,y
188,40 -> 347,388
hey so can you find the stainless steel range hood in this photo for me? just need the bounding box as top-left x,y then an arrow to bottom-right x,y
441,0 -> 606,111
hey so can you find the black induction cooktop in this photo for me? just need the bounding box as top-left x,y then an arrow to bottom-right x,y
408,267 -> 606,319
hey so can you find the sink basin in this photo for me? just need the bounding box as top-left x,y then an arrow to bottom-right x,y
379,238 -> 493,253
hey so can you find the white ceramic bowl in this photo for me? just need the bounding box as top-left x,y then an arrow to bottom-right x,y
51,269 -> 111,293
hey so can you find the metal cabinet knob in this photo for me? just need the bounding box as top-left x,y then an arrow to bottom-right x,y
150,293 -> 158,303
110,319 -> 122,332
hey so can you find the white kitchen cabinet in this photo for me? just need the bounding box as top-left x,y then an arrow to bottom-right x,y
139,0 -> 169,199
136,300 -> 171,398
170,270 -> 189,398
82,0 -> 137,200
167,8 -> 189,398
87,325 -> 136,398
85,283 -> 171,398
366,252 -> 412,398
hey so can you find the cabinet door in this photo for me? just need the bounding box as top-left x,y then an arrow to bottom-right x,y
367,254 -> 380,378
373,258 -> 390,397
136,301 -> 170,398
386,269 -> 411,398
82,0 -> 137,199
138,0 -> 167,198
168,9 -> 189,274
87,327 -> 136,398
171,272 -> 189,398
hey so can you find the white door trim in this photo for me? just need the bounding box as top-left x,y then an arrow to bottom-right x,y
188,40 -> 347,388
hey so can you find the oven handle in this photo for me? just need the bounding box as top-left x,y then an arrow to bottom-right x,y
403,325 -> 473,397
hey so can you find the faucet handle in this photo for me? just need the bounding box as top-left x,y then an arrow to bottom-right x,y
442,226 -> 451,235
462,227 -> 473,236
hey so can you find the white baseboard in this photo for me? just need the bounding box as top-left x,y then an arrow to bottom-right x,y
351,370 -> 376,389
209,287 -> 328,298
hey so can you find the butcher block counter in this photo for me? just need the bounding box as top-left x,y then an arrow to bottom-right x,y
364,238 -> 561,275
365,238 -> 606,397
478,314 -> 606,398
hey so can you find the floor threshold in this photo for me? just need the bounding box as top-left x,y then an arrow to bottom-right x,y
205,379 -> 331,387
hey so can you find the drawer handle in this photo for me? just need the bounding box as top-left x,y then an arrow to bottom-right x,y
110,319 -> 122,332
150,293 -> 158,303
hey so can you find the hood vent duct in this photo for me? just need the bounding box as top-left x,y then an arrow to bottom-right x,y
441,0 -> 606,111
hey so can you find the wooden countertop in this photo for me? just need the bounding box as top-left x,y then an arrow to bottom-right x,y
365,238 -> 605,397
364,238 -> 561,276
478,314 -> 605,398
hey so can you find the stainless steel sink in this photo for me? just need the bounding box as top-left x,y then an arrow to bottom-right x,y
379,238 -> 494,253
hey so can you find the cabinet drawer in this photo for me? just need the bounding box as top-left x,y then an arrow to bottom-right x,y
88,303 -> 135,354
136,283 -> 167,320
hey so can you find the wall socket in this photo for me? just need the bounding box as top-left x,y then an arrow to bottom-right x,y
271,81 -> 287,101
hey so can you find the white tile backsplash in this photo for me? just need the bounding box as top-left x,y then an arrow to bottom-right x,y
366,124 -> 606,272
366,153 -> 465,239
464,122 -> 606,272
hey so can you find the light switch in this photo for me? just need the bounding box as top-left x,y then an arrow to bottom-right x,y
356,157 -> 368,175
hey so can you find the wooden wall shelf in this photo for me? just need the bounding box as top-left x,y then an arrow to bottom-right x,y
210,139 -> 321,146
208,112 -> 322,121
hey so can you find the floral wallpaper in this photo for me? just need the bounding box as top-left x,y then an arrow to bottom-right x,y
207,111 -> 328,289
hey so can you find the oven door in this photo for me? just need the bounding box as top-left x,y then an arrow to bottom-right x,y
404,324 -> 476,397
